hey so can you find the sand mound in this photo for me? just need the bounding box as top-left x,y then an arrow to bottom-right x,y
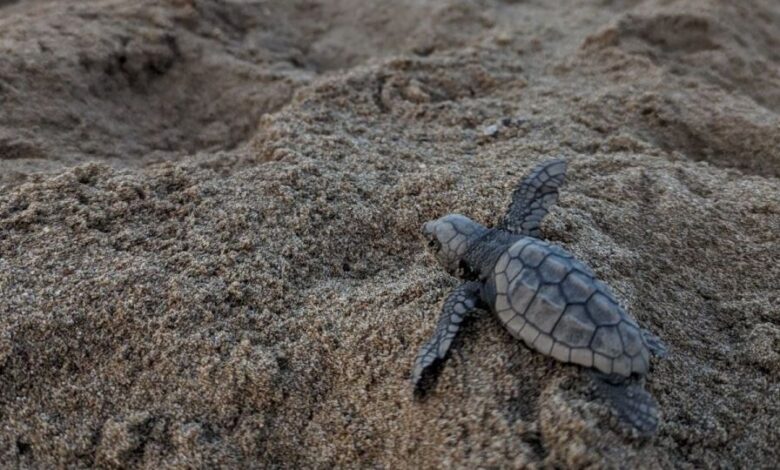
1,0 -> 779,467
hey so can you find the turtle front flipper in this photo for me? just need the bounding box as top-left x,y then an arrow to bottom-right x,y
590,372 -> 660,436
411,281 -> 483,393
499,159 -> 567,237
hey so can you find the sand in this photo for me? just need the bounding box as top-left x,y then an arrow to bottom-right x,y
0,0 -> 779,468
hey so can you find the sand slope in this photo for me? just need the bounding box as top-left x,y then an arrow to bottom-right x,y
1,0 -> 779,468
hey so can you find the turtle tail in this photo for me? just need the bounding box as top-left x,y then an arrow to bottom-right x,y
591,376 -> 660,436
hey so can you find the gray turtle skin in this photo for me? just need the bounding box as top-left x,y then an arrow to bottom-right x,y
412,159 -> 666,436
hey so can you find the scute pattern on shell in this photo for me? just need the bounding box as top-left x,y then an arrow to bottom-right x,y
493,238 -> 649,376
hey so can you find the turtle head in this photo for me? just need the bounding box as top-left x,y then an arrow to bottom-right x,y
422,214 -> 486,279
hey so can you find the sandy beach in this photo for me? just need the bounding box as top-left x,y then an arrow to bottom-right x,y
1,0 -> 778,467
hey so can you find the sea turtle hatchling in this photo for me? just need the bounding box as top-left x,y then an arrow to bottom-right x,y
412,159 -> 667,435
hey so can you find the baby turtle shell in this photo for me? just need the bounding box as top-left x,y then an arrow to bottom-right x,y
492,237 -> 650,377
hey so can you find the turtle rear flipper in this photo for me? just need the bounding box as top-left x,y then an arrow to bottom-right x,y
641,329 -> 668,358
590,373 -> 659,436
